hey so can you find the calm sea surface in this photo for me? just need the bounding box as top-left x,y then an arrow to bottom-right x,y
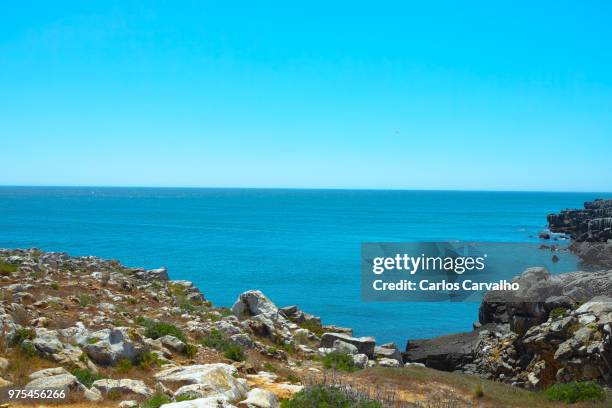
0,187 -> 606,346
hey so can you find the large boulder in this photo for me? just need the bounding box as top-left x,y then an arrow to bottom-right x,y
155,364 -> 248,401
33,328 -> 64,355
135,267 -> 169,281
83,327 -> 148,365
232,291 -> 280,320
239,388 -> 279,408
320,333 -> 375,358
403,330 -> 480,371
92,379 -> 153,398
25,373 -> 82,392
32,328 -> 83,366
29,367 -> 70,380
160,397 -> 236,408
279,305 -> 321,326
374,345 -> 403,364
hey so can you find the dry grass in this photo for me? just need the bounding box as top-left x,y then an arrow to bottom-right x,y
2,348 -> 56,387
355,367 -> 612,408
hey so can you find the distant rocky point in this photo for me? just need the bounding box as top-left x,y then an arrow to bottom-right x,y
547,198 -> 612,268
547,198 -> 612,242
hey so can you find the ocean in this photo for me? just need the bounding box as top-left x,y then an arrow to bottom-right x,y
0,187 -> 605,347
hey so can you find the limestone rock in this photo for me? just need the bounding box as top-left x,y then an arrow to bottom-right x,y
83,327 -> 148,365
155,364 -> 248,401
24,373 -> 82,392
320,333 -> 375,358
159,397 -> 236,408
92,378 -> 153,398
239,388 -> 279,408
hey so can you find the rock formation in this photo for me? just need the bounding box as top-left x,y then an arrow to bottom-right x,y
548,198 -> 612,268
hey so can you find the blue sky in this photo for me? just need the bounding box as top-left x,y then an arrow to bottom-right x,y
1,1 -> 611,191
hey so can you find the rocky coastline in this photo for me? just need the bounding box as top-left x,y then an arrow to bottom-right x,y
402,199 -> 612,393
547,198 -> 612,268
0,248 -> 416,407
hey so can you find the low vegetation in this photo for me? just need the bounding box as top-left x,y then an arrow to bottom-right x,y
281,385 -> 382,408
0,261 -> 18,276
77,292 -> 95,307
141,393 -> 172,408
543,381 -> 606,404
319,351 -> 357,373
549,307 -> 568,319
135,316 -> 187,342
200,329 -> 245,362
70,368 -> 105,388
298,319 -> 325,337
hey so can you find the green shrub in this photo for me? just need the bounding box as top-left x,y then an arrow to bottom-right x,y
286,373 -> 300,384
280,385 -> 383,408
320,351 -> 357,372
200,329 -> 227,349
50,282 -> 59,290
549,307 -> 568,319
224,344 -> 245,362
178,299 -> 207,314
19,341 -> 36,358
135,316 -> 187,342
0,261 -> 17,276
298,319 -> 325,337
543,381 -> 606,404
141,393 -> 172,408
70,368 -> 104,388
200,329 -> 244,362
116,358 -> 133,373
183,343 -> 198,359
12,327 -> 35,345
136,351 -> 164,370
77,293 -> 95,307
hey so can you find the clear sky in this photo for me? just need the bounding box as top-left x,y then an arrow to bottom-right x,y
1,1 -> 611,191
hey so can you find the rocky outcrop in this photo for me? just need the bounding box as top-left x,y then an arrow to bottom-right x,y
25,372 -> 83,392
548,199 -> 612,242
155,364 -> 249,401
83,327 -> 149,366
403,329 -> 482,371
160,397 -> 236,408
479,267 -> 612,335
405,267 -> 612,389
92,378 -> 153,398
320,333 -> 376,358
548,199 -> 612,268
239,388 -> 280,408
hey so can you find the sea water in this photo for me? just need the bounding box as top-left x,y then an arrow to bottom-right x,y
0,187 -> 605,346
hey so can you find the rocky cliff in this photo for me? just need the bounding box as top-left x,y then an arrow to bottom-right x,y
547,199 -> 612,242
403,267 -> 612,390
547,199 -> 612,268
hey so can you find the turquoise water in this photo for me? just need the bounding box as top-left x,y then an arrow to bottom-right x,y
0,187 -> 605,347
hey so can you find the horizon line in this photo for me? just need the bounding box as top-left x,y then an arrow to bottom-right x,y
0,184 -> 611,195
